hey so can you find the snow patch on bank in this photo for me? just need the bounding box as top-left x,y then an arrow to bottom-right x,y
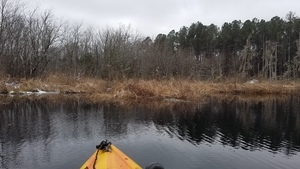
246,79 -> 259,84
8,89 -> 60,96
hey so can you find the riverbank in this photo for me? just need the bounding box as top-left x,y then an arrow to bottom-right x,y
1,75 -> 300,101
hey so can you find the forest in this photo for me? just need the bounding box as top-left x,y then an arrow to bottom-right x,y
1,0 -> 300,80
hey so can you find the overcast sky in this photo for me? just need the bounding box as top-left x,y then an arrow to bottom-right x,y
24,0 -> 300,36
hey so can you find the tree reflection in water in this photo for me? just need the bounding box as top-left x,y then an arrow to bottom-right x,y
0,95 -> 300,168
152,96 -> 300,155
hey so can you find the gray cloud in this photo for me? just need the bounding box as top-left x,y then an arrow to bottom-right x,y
25,0 -> 300,36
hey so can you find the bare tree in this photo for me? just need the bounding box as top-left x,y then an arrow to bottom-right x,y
96,25 -> 137,79
292,32 -> 300,78
60,23 -> 82,76
262,41 -> 278,79
239,35 -> 256,77
0,0 -> 23,74
0,0 -> 61,77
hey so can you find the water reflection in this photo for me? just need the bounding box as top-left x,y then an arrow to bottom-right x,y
152,96 -> 300,155
0,96 -> 300,168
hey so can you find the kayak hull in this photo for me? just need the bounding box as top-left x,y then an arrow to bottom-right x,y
80,145 -> 142,169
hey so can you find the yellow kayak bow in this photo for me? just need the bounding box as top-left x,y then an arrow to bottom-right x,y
80,141 -> 142,169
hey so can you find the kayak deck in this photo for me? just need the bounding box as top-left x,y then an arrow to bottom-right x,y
80,145 -> 142,169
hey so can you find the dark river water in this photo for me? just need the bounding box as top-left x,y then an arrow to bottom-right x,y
0,95 -> 300,169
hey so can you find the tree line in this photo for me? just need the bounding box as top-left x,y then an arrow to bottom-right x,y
0,0 -> 300,80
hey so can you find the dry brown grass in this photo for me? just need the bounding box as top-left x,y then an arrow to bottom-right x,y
221,81 -> 299,95
111,79 -> 213,100
17,74 -> 108,94
0,83 -> 8,94
1,74 -> 300,101
103,79 -> 300,100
